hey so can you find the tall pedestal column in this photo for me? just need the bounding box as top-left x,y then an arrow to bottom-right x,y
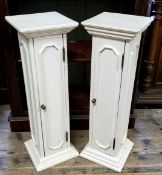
5,12 -> 79,172
80,12 -> 153,172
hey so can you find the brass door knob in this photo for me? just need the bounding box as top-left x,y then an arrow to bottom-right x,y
41,104 -> 46,110
92,98 -> 96,104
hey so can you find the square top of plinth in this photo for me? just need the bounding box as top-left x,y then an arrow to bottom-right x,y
82,12 -> 153,41
5,12 -> 78,38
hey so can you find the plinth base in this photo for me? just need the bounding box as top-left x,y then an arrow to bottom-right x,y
25,139 -> 79,172
80,138 -> 133,172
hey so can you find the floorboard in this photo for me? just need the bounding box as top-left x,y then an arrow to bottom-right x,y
0,105 -> 162,174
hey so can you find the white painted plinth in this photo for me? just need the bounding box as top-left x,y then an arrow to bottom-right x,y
80,12 -> 153,172
5,12 -> 79,172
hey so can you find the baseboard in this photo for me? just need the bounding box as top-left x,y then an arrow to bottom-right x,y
128,111 -> 137,129
0,88 -> 9,104
70,115 -> 89,130
9,113 -> 30,132
135,90 -> 162,108
9,113 -> 89,131
9,113 -> 134,131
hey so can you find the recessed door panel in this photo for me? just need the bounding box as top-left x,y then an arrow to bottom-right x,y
34,35 -> 67,156
90,37 -> 125,154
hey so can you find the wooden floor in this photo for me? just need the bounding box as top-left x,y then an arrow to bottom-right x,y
0,105 -> 162,175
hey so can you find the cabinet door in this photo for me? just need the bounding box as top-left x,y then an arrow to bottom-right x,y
90,37 -> 125,155
34,35 -> 68,156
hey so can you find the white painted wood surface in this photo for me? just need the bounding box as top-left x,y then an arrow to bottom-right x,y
5,12 -> 79,172
80,12 -> 153,172
82,12 -> 154,41
34,35 -> 68,156
90,37 -> 125,155
5,12 -> 78,38
18,33 -> 44,157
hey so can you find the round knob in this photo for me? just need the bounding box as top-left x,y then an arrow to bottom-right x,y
41,104 -> 46,110
92,98 -> 96,104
